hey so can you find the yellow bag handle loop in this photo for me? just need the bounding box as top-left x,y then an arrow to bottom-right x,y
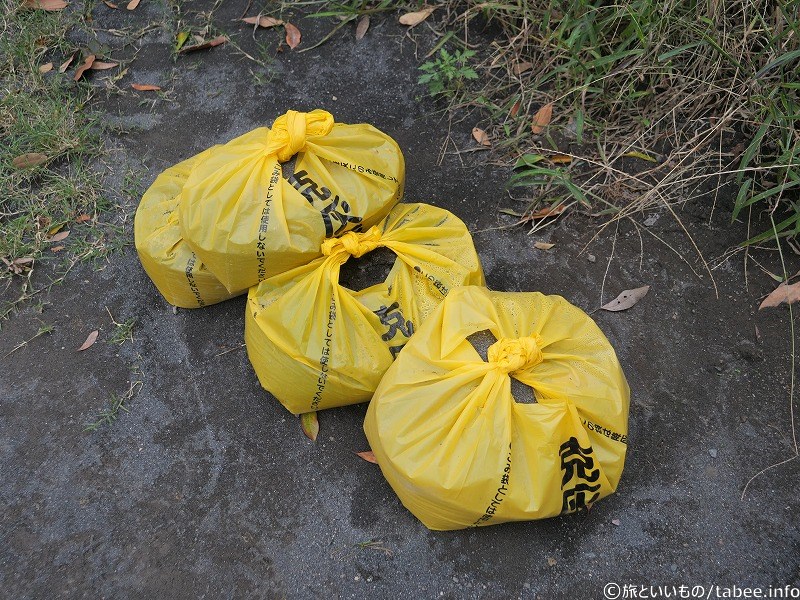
321,226 -> 383,259
487,335 -> 544,374
267,109 -> 335,162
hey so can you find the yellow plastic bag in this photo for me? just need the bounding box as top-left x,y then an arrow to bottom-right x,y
134,147 -> 236,308
364,285 -> 630,531
179,109 -> 404,294
245,203 -> 485,415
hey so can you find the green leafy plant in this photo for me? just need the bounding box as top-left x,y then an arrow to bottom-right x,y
418,48 -> 478,97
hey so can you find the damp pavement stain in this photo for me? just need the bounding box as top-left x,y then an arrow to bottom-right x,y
1,2 -> 799,598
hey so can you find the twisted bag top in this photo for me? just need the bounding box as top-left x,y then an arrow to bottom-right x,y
178,109 -> 405,294
244,203 -> 485,415
364,285 -> 630,531
134,146 -> 235,308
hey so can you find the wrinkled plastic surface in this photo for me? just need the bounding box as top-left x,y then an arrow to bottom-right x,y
364,286 -> 630,531
179,109 -> 405,294
134,147 -> 235,308
245,204 -> 485,415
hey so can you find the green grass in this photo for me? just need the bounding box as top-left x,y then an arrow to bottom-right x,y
423,0 -> 799,248
0,1 -> 117,321
84,390 -> 130,432
1,5 -> 105,254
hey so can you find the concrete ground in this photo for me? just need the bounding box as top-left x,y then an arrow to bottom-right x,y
2,2 -> 798,598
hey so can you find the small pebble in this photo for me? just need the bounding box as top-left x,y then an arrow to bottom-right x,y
587,254 -> 596,263
611,519 -> 621,526
709,449 -> 718,458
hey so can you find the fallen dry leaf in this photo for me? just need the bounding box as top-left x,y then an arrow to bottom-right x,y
90,61 -> 119,70
759,281 -> 800,309
178,35 -> 228,54
126,0 -> 139,9
51,245 -> 65,252
300,411 -> 318,441
355,450 -> 378,464
73,54 -> 96,81
49,230 -> 70,242
39,62 -> 54,74
531,102 -> 553,134
59,54 -> 75,73
534,241 -> 555,250
103,0 -> 118,7
242,15 -> 283,28
512,61 -> 533,75
284,23 -> 301,49
550,154 -> 572,164
529,204 -> 565,220
3,256 -> 34,275
472,127 -> 491,147
75,214 -> 92,223
509,99 -> 520,118
131,83 -> 161,91
12,153 -> 48,169
24,0 -> 68,10
355,15 -> 370,40
601,286 -> 650,312
78,330 -> 99,351
611,518 -> 621,526
399,7 -> 434,26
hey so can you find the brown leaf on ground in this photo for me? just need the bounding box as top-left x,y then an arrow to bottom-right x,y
601,286 -> 651,312
355,15 -> 370,40
3,257 -> 35,275
284,23 -> 301,49
355,450 -> 378,464
75,214 -> 92,223
24,0 -> 68,10
51,245 -> 65,252
12,153 -> 48,169
103,0 -> 118,7
550,154 -> 572,164
528,204 -> 565,220
399,7 -> 434,26
178,35 -> 228,54
534,241 -> 555,250
126,0 -> 139,9
49,230 -> 70,242
39,62 -> 54,74
90,61 -> 119,70
59,53 -> 75,73
242,15 -> 283,28
73,54 -> 96,81
300,411 -> 319,441
759,281 -> 800,309
77,330 -> 99,351
531,102 -> 553,134
472,127 -> 491,147
131,83 -> 161,91
512,61 -> 532,75
509,99 -> 520,118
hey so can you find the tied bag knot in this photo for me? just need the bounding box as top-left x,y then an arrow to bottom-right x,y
267,109 -> 335,162
321,226 -> 383,258
487,335 -> 544,374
